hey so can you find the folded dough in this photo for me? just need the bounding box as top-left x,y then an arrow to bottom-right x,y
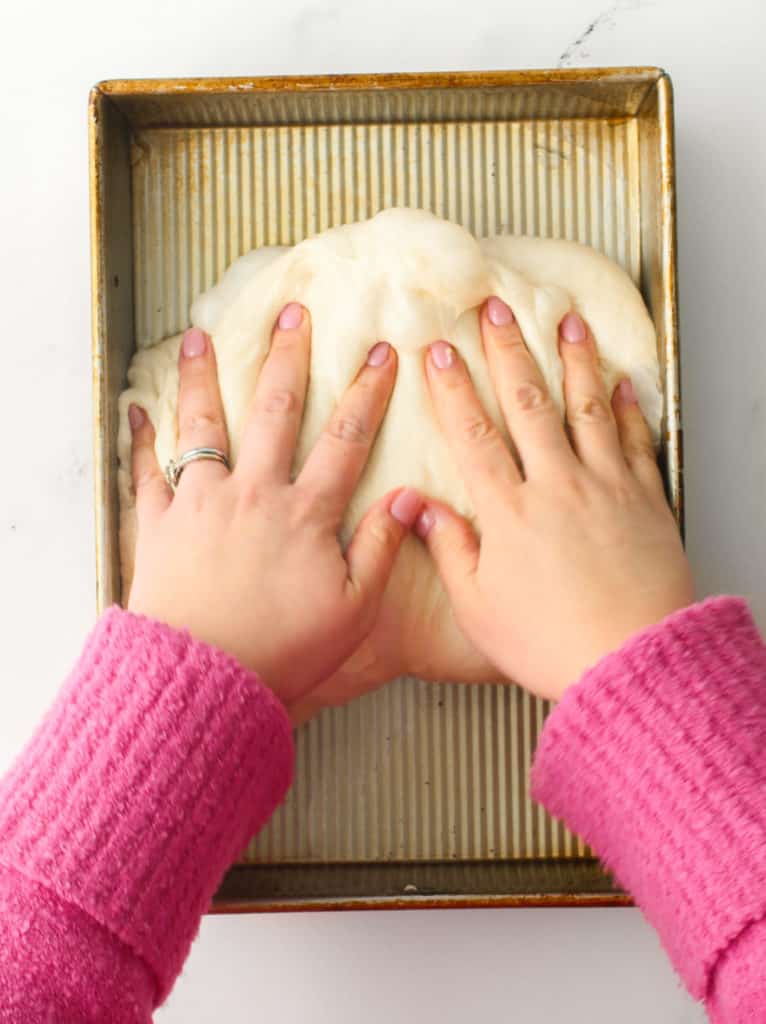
118,208 -> 661,689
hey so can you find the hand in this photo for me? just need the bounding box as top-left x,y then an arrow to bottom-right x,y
286,578 -> 499,727
127,304 -> 423,710
417,298 -> 694,701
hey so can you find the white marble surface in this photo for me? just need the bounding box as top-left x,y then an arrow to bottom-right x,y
1,0 -> 764,1020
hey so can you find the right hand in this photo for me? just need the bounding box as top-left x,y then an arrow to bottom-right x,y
416,297 -> 694,702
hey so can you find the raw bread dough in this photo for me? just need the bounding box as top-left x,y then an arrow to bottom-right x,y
118,208 -> 661,687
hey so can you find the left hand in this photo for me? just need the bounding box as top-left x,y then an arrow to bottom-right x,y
128,304 -> 423,713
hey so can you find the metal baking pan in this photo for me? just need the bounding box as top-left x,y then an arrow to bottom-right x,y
89,68 -> 681,911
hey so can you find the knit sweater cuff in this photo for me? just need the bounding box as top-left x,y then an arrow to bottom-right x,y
531,596 -> 766,1001
0,607 -> 294,1003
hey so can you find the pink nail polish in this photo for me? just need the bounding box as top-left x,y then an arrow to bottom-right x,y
278,302 -> 303,330
429,340 -> 455,370
560,312 -> 586,343
128,404 -> 145,431
415,508 -> 436,539
390,488 -> 423,527
367,341 -> 390,367
182,327 -> 207,358
618,377 -> 637,404
487,296 -> 514,327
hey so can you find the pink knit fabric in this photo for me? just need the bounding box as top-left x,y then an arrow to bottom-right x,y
0,607 -> 294,1020
708,916 -> 766,1022
0,863 -> 154,1021
1,598 -> 765,1021
532,596 -> 766,1016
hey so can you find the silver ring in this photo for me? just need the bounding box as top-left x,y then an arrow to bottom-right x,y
165,447 -> 230,489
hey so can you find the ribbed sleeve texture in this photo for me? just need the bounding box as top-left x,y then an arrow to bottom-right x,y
0,607 -> 294,1010
532,596 -> 766,1008
3,600 -> 765,1021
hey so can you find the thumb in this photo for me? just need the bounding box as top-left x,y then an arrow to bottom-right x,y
345,487 -> 423,602
129,403 -> 171,525
415,499 -> 480,595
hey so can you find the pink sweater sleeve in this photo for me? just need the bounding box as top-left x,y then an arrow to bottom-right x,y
531,596 -> 766,1021
0,607 -> 294,1022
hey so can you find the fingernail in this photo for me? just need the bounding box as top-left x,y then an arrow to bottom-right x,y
390,487 -> 423,527
128,404 -> 145,431
560,312 -> 586,343
415,508 -> 436,539
278,302 -> 303,330
618,377 -> 637,404
367,341 -> 390,367
487,296 -> 514,327
429,340 -> 455,370
182,327 -> 207,358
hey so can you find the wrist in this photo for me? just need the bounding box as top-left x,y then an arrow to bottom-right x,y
554,594 -> 696,700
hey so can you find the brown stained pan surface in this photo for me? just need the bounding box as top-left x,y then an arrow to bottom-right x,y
89,68 -> 679,909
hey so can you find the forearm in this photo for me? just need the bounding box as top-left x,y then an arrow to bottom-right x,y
531,597 -> 766,1019
0,608 -> 294,1021
0,864 -> 155,1022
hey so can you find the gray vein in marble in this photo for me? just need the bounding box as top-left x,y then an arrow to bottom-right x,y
557,0 -> 644,67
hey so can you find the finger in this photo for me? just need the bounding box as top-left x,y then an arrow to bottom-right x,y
612,378 -> 666,499
558,311 -> 624,478
425,338 -> 520,514
129,404 -> 171,524
345,487 -> 423,604
481,297 -> 573,479
414,498 -> 480,601
298,341 -> 397,520
175,328 -> 230,489
236,302 -> 311,484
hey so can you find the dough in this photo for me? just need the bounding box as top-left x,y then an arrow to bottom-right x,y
118,208 -> 661,689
